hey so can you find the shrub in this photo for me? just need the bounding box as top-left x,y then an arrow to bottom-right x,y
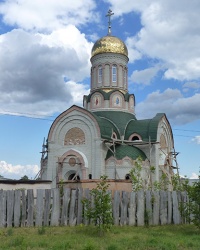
82,175 -> 113,235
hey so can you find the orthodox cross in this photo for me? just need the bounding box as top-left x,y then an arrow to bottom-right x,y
106,9 -> 114,35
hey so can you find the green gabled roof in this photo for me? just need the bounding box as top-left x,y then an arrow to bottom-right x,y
89,112 -> 120,139
125,113 -> 165,142
105,144 -> 147,160
85,90 -> 134,102
93,111 -> 136,136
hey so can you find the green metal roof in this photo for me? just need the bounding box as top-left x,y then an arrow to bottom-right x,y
89,111 -> 120,139
105,144 -> 147,160
125,113 -> 165,142
94,111 -> 136,136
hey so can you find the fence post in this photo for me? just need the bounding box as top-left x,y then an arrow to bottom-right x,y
27,189 -> 34,227
172,191 -> 181,224
7,190 -> 14,227
128,191 -> 136,226
51,188 -> 60,226
0,190 -> 6,228
60,188 -> 70,226
136,190 -> 145,226
14,190 -> 21,227
113,190 -> 120,225
35,189 -> 44,226
160,191 -> 168,225
43,189 -> 51,226
152,191 -> 160,225
145,190 -> 153,226
69,189 -> 77,226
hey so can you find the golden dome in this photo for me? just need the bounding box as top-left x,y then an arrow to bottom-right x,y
91,36 -> 128,57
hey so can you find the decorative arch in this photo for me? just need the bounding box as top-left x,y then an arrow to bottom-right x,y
57,149 -> 88,181
110,92 -> 124,109
91,93 -> 104,109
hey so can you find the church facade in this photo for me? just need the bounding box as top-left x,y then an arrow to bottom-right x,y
40,12 -> 175,189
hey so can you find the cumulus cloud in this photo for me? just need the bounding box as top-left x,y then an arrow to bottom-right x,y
0,27 -> 91,116
191,136 -> 200,145
130,66 -> 161,85
0,0 -> 98,31
0,161 -> 39,179
136,89 -> 200,125
106,0 -> 200,81
189,173 -> 199,179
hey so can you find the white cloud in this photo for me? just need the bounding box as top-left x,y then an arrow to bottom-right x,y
106,0 -> 200,81
191,136 -> 200,145
189,173 -> 199,179
0,0 -> 98,31
0,161 -> 39,179
0,27 -> 91,116
136,89 -> 200,125
130,66 -> 160,85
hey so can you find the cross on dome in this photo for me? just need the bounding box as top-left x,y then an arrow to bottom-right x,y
106,9 -> 114,35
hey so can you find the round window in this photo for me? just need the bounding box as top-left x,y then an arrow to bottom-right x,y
69,157 -> 76,167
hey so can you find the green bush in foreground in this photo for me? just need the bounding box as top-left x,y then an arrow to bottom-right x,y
181,177 -> 200,229
82,175 -> 113,235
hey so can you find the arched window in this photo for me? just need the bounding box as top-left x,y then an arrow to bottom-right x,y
129,133 -> 142,141
98,66 -> 102,83
112,65 -> 117,82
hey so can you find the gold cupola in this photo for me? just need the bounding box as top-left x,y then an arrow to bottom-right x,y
91,35 -> 128,58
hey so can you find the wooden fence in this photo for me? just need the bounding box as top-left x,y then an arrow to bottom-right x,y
0,188 -> 188,228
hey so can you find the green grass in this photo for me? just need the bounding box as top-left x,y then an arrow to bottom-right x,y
0,225 -> 199,250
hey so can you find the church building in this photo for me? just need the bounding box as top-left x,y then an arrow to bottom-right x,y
40,10 -> 175,190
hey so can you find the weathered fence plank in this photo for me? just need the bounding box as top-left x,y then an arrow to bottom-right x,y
44,189 -> 51,226
60,188 -> 70,225
69,189 -> 77,226
160,191 -> 168,225
172,191 -> 181,224
77,188 -> 83,225
145,190 -> 153,226
83,188 -> 90,225
137,190 -> 145,226
181,191 -> 188,224
7,190 -> 14,227
128,192 -> 136,226
21,190 -> 26,227
14,190 -> 21,227
120,191 -> 129,225
0,190 -> 7,228
27,189 -> 34,227
51,189 -> 60,226
35,189 -> 44,226
113,190 -> 120,225
152,191 -> 160,225
167,191 -> 172,224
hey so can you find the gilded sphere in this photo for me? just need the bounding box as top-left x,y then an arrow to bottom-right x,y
91,36 -> 128,57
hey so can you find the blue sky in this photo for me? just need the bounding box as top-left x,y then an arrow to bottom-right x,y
0,0 -> 200,179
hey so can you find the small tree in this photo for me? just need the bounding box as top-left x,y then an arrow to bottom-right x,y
82,175 -> 113,235
20,175 -> 29,180
181,176 -> 200,229
129,156 -> 143,191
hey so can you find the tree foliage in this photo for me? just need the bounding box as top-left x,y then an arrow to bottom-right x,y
82,175 -> 113,235
180,176 -> 200,229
